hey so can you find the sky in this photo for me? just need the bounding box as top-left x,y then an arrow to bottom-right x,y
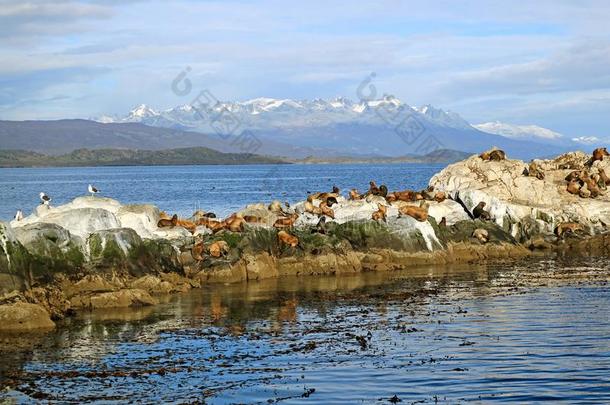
1,0 -> 610,139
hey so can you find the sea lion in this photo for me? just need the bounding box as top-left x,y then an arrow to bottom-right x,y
472,202 -> 491,220
526,161 -> 545,180
579,182 -> 591,198
176,219 -> 197,234
243,215 -> 261,223
422,186 -> 435,200
378,184 -> 388,198
368,181 -> 380,196
278,230 -> 299,248
349,189 -> 363,200
472,228 -> 489,244
433,191 -> 447,203
223,215 -> 245,232
371,203 -> 387,222
480,149 -> 506,161
268,200 -> 285,214
273,213 -> 299,228
332,185 -> 340,194
489,149 -> 506,161
208,240 -> 229,258
554,222 -> 584,238
157,214 -> 178,228
191,241 -> 205,261
324,196 -> 338,207
584,176 -> 601,198
565,170 -> 586,183
591,147 -> 609,164
319,203 -> 335,219
392,190 -> 419,202
439,217 -> 447,227
398,205 -> 428,222
598,167 -> 610,186
385,193 -> 397,202
566,180 -> 581,195
304,201 -> 323,215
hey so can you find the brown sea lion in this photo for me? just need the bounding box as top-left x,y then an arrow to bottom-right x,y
379,184 -> 388,197
584,176 -> 601,198
598,168 -> 610,186
472,228 -> 489,244
434,191 -> 447,203
320,203 -> 335,219
208,240 -> 229,258
591,147 -> 609,164
392,190 -> 419,202
472,202 -> 491,220
268,200 -> 285,214
398,205 -> 428,222
565,170 -> 586,183
385,193 -> 397,202
176,219 -> 197,234
349,189 -> 363,200
157,214 -> 178,228
554,222 -> 584,238
243,215 -> 261,223
273,213 -> 299,229
368,181 -> 380,196
191,241 -> 205,261
489,149 -> 506,161
371,203 -> 387,222
526,161 -> 545,180
278,230 -> 299,248
566,180 -> 581,195
304,201 -> 323,215
223,215 -> 245,232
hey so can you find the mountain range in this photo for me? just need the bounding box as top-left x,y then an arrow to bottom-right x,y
96,96 -> 595,159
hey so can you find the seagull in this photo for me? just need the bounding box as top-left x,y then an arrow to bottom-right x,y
14,210 -> 23,221
39,192 -> 51,205
88,184 -> 99,196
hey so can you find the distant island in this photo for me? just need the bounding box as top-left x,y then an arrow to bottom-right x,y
0,147 -> 471,168
0,147 -> 285,168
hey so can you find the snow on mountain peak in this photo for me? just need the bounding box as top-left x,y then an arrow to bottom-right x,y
475,121 -> 563,141
129,104 -> 158,118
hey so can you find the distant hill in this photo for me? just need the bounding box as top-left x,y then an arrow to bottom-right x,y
295,149 -> 471,164
0,119 -> 340,158
0,147 -> 285,168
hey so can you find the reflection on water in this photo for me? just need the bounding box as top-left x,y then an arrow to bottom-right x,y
1,257 -> 610,403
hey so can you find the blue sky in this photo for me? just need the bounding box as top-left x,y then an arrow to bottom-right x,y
1,0 -> 610,139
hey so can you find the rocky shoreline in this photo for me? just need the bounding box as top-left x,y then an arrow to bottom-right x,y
1,150 -> 609,331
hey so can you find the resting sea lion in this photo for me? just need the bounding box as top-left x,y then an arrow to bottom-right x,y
273,213 -> 299,229
579,182 -> 591,198
208,240 -> 229,258
371,203 -> 387,222
434,191 -> 447,203
278,230 -> 299,248
158,214 -> 178,228
324,196 -> 338,207
472,202 -> 491,220
565,170 -> 586,183
398,205 -> 428,222
320,203 -> 335,219
584,176 -> 601,198
566,180 -> 581,195
349,189 -> 363,200
489,149 -> 506,161
223,215 -> 245,232
525,161 -> 545,180
191,241 -> 205,261
554,222 -> 583,238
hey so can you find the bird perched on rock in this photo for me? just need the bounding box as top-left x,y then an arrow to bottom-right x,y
14,209 -> 23,221
39,192 -> 51,205
472,202 -> 491,220
88,184 -> 100,196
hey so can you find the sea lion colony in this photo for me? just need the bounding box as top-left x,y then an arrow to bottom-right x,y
156,147 -> 606,259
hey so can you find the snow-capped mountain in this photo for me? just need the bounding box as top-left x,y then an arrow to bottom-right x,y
474,121 -> 563,141
98,97 -> 576,159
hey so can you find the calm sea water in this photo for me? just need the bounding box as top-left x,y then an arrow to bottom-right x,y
0,163 -> 444,220
1,257 -> 609,403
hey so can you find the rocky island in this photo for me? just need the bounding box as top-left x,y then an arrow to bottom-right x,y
1,149 -> 609,331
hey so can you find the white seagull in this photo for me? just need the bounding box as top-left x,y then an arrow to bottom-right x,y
39,192 -> 51,205
88,184 -> 100,196
14,210 -> 23,221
